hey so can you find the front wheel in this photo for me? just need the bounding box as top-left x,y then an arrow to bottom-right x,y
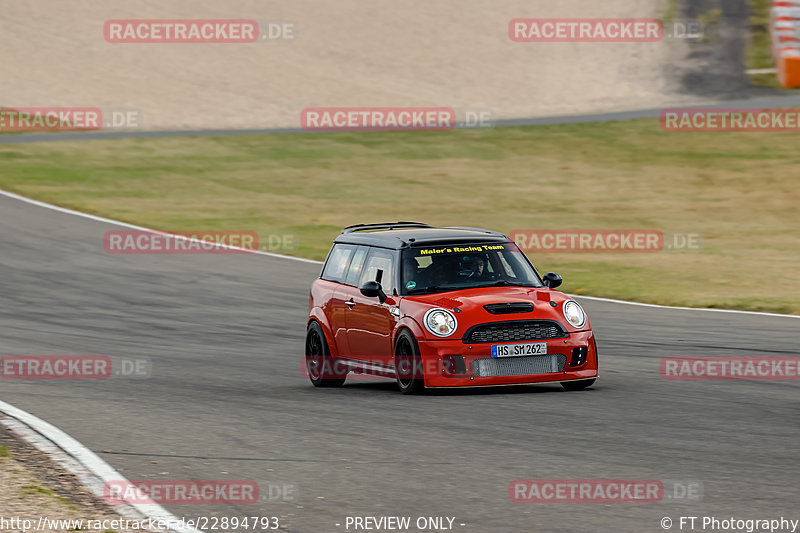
305,321 -> 346,388
561,378 -> 595,391
395,330 -> 425,395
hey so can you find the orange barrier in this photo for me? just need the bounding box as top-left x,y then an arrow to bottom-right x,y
771,0 -> 800,88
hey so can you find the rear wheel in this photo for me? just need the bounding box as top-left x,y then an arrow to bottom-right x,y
306,321 -> 346,387
395,330 -> 425,395
561,378 -> 595,391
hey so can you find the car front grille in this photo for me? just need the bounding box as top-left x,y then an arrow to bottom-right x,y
472,354 -> 567,378
463,320 -> 567,343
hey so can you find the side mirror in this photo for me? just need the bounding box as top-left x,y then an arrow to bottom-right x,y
543,272 -> 563,289
360,280 -> 387,303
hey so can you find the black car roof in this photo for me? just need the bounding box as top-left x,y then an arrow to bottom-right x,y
334,222 -> 511,249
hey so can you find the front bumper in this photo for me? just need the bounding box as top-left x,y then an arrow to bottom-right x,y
417,330 -> 598,388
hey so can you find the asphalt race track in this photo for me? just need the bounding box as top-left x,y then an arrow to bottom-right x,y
1,192 -> 798,532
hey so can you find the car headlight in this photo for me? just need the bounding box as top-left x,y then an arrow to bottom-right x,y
562,300 -> 586,328
424,308 -> 458,337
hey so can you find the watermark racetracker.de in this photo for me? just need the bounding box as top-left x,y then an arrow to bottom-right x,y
301,107 -> 457,132
661,108 -> 800,132
104,480 -> 259,505
104,480 -> 296,505
508,18 -> 703,42
510,230 -> 703,253
301,107 -> 499,131
509,18 -> 663,42
0,356 -> 151,379
0,107 -> 142,132
510,479 -> 703,503
104,230 -> 298,254
302,355 -> 476,382
661,357 -> 800,380
104,19 -> 297,43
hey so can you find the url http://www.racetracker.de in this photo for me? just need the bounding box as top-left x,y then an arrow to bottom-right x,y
0,515 -> 282,532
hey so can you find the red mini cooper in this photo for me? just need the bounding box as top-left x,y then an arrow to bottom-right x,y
305,223 -> 598,394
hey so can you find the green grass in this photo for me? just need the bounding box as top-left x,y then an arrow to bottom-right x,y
21,485 -> 77,509
1,121 -> 799,314
658,0 -> 679,27
0,445 -> 9,458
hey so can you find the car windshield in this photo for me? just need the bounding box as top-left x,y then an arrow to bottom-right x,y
400,242 -> 543,295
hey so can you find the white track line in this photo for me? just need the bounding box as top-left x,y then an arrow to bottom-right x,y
0,189 -> 321,264
746,68 -> 778,75
2,188 -> 796,319
570,294 -> 798,319
0,400 -> 202,533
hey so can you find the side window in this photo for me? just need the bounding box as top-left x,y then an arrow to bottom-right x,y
321,244 -> 355,283
344,246 -> 369,286
360,249 -> 395,295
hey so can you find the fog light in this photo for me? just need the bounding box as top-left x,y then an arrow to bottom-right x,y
442,355 -> 466,376
571,346 -> 588,367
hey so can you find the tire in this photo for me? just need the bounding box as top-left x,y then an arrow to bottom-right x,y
561,378 -> 596,391
305,321 -> 346,388
395,330 -> 425,395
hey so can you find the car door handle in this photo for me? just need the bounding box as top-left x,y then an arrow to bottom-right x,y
345,300 -> 356,308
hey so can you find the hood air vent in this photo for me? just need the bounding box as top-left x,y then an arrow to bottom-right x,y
483,302 -> 534,314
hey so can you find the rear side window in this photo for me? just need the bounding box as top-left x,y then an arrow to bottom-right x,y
345,246 -> 369,286
321,244 -> 355,283
360,249 -> 395,295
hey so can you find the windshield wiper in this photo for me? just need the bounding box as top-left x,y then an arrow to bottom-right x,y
408,281 -> 538,293
470,280 -> 538,289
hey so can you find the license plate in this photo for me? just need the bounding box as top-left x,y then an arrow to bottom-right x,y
491,342 -> 547,358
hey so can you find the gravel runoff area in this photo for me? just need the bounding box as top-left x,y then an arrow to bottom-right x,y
1,0 -> 718,131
